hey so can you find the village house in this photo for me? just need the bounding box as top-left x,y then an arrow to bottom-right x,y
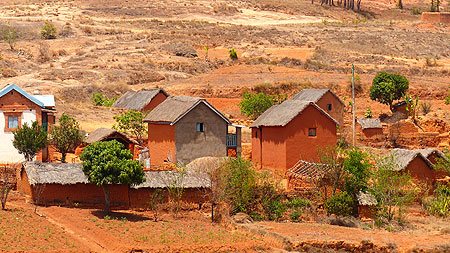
291,89 -> 344,124
18,162 -> 210,209
112,89 -> 168,111
0,84 -> 56,163
251,100 -> 338,172
388,148 -> 448,187
144,96 -> 242,166
356,118 -> 383,140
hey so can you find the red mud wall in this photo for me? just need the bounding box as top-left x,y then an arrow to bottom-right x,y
406,157 -> 436,187
285,105 -> 337,169
32,184 -> 130,209
316,92 -> 344,124
129,188 -> 209,209
148,123 -> 176,166
142,92 -> 168,112
421,12 -> 450,23
252,126 -> 287,172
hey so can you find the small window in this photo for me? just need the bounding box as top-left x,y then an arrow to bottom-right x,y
196,123 -> 204,132
327,104 -> 332,111
8,116 -> 19,129
308,128 -> 316,137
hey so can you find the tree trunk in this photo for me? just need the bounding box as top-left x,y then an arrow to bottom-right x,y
1,187 -> 11,210
398,0 -> 403,9
61,152 -> 67,163
102,185 -> 111,214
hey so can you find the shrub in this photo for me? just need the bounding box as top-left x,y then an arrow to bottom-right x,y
228,48 -> 238,60
445,91 -> 450,105
425,56 -> 438,67
41,22 -> 56,39
239,92 -> 286,119
412,7 -> 422,15
263,196 -> 286,221
348,74 -> 363,95
13,121 -> 48,161
421,102 -> 432,115
1,26 -> 18,50
51,113 -> 84,163
91,92 -> 117,107
369,72 -> 409,111
365,108 -> 372,118
325,192 -> 353,216
425,184 -> 450,217
287,197 -> 311,222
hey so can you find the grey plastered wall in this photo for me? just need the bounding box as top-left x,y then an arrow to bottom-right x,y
174,102 -> 228,164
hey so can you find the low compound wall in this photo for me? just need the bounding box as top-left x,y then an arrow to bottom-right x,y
421,12 -> 450,23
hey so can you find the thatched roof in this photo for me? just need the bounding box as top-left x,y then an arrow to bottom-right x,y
358,192 -> 378,206
84,128 -> 138,145
416,148 -> 445,160
291,89 -> 344,105
131,170 -> 210,189
386,149 -> 433,171
143,96 -> 231,125
24,162 -> 88,185
251,100 -> 338,128
357,118 -> 382,129
286,160 -> 329,179
24,162 -> 210,188
112,89 -> 168,111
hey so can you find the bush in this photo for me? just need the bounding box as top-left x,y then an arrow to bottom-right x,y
41,22 -> 56,39
263,196 -> 286,221
348,74 -> 363,95
1,26 -> 18,50
425,184 -> 450,217
92,92 -> 117,107
369,72 -> 409,111
412,7 -> 421,15
239,92 -> 286,119
421,102 -> 432,115
228,48 -> 238,60
288,197 -> 311,222
365,108 -> 372,118
325,192 -> 353,216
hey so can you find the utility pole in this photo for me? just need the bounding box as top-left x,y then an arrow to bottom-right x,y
352,64 -> 356,147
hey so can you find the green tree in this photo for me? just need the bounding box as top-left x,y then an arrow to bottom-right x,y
369,72 -> 409,112
113,110 -> 147,144
41,22 -> 56,39
51,113 -> 84,163
370,154 -> 421,222
80,140 -> 145,213
239,92 -> 285,119
342,148 -> 372,215
13,121 -> 48,161
433,148 -> 450,175
1,26 -> 18,50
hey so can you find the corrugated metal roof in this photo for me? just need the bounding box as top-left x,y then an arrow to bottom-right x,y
0,84 -> 45,108
34,95 -> 55,107
250,100 -> 338,128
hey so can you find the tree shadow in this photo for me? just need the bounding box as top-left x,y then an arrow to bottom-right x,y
91,210 -> 151,222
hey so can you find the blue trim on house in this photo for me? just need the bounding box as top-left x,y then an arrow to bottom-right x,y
0,84 -> 45,108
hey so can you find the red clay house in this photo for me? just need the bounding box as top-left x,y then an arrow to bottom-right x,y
291,89 -> 344,124
144,96 -> 242,166
251,100 -> 338,172
112,89 -> 168,112
357,118 -> 383,139
0,84 -> 56,163
388,148 -> 449,187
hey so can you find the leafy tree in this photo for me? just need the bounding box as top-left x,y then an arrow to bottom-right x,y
370,154 -> 421,222
239,92 -> 285,119
369,72 -> 409,112
92,92 -> 117,107
80,140 -> 145,213
1,26 -> 17,50
113,110 -> 147,144
13,121 -> 48,161
325,191 -> 353,216
342,148 -> 372,215
1,166 -> 15,210
433,148 -> 450,175
51,113 -> 84,163
41,22 -> 56,39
